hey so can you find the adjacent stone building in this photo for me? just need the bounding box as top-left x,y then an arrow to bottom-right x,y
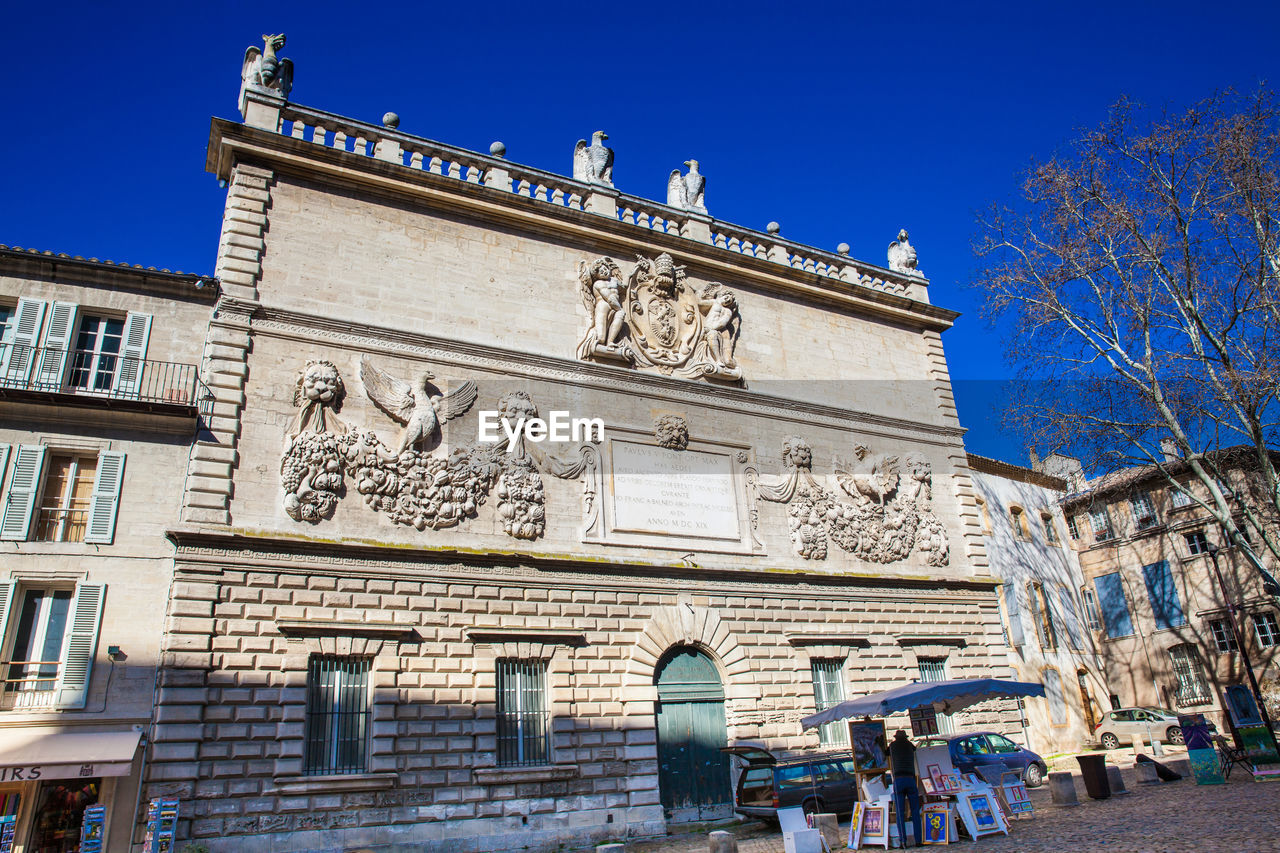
1062,449 -> 1280,734
967,453 -> 1106,757
0,247 -> 215,850
115,38 -> 1021,853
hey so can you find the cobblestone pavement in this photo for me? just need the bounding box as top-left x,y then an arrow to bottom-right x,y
619,748 -> 1280,853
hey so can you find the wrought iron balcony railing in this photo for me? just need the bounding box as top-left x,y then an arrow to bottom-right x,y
0,344 -> 211,416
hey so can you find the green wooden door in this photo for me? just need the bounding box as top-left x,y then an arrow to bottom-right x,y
655,647 -> 731,820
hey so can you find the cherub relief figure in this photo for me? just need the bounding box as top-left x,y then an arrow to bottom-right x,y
700,283 -> 740,370
575,257 -> 628,359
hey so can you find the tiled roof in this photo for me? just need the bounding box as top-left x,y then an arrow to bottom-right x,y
0,244 -> 215,284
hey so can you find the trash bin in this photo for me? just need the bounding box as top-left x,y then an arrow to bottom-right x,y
1076,754 -> 1111,799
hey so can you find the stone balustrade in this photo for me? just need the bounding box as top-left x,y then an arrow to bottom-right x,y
269,102 -> 924,301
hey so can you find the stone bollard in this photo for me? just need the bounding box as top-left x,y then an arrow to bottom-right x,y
1106,764 -> 1130,795
813,814 -> 841,850
708,831 -> 737,853
1131,733 -> 1146,757
1136,761 -> 1160,784
1048,771 -> 1079,806
1152,737 -> 1165,757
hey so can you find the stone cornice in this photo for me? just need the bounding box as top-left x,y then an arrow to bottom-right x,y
245,301 -> 968,445
206,119 -> 959,333
164,527 -> 1001,597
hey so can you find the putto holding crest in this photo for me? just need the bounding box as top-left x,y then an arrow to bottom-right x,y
573,252 -> 743,381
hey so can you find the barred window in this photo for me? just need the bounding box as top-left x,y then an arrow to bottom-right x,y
1080,586 -> 1103,631
810,659 -> 847,747
1168,645 -> 1212,707
1041,513 -> 1059,545
1066,514 -> 1081,540
305,656 -> 371,775
497,659 -> 551,767
1170,487 -> 1193,508
916,658 -> 952,735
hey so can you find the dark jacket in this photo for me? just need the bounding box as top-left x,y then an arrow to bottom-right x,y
888,736 -> 917,779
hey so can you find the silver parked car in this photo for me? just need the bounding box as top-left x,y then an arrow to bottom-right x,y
1093,706 -> 1215,749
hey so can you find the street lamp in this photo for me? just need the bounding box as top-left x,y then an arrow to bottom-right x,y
1205,543 -> 1280,759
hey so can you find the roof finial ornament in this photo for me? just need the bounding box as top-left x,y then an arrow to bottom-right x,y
887,228 -> 922,277
667,160 -> 706,213
241,34 -> 293,99
573,131 -> 614,187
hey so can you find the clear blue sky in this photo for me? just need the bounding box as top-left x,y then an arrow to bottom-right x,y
2,1 -> 1276,464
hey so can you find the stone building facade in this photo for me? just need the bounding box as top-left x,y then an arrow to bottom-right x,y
1062,451 -> 1280,733
967,453 -> 1107,757
0,246 -> 215,851
138,40 -> 1013,853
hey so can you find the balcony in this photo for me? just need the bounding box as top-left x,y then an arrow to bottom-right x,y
0,661 -> 60,710
0,344 -> 211,427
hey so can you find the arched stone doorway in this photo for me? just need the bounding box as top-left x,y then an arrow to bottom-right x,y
654,646 -> 732,822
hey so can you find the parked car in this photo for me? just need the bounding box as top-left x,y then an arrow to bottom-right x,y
721,745 -> 860,821
915,731 -> 1048,787
1093,707 -> 1216,749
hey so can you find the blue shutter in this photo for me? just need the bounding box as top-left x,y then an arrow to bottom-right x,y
0,445 -> 46,541
56,583 -> 104,709
1142,560 -> 1185,629
1093,573 -> 1133,638
84,451 -> 125,545
0,298 -> 46,384
33,301 -> 78,390
114,312 -> 152,396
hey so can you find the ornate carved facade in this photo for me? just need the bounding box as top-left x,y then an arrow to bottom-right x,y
133,35 -> 1009,853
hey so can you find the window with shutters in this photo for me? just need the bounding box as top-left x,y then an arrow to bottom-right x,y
0,446 -> 125,544
1169,486 -> 1193,508
975,497 -> 991,535
1057,584 -> 1085,650
810,659 -> 848,747
1003,582 -> 1025,648
0,582 -> 105,710
1066,514 -> 1081,540
304,656 -> 371,775
496,659 -> 551,766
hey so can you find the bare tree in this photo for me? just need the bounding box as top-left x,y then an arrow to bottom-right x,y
973,89 -> 1280,594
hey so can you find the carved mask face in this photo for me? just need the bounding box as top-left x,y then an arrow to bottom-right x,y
302,362 -> 342,404
497,391 -> 538,425
784,438 -> 812,470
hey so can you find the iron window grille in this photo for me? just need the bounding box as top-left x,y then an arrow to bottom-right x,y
1080,587 -> 1103,631
1208,619 -> 1238,653
916,658 -> 952,734
1170,487 -> 1192,508
1041,514 -> 1059,545
1168,645 -> 1212,707
1066,514 -> 1081,540
496,658 -> 551,767
304,655 -> 371,776
810,659 -> 848,747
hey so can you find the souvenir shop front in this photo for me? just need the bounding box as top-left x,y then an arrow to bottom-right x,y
0,728 -> 141,853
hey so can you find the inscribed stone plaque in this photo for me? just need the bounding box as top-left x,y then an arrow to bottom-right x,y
608,440 -> 740,541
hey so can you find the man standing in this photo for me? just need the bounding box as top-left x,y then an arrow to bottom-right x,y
888,729 -> 922,848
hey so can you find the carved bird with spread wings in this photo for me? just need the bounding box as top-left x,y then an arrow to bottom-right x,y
667,160 -> 706,211
359,356 -> 478,455
573,131 -> 614,186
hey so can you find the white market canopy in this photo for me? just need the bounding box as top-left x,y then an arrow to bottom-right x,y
801,678 -> 1046,730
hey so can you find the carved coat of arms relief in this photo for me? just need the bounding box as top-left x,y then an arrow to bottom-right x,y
576,252 -> 742,382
